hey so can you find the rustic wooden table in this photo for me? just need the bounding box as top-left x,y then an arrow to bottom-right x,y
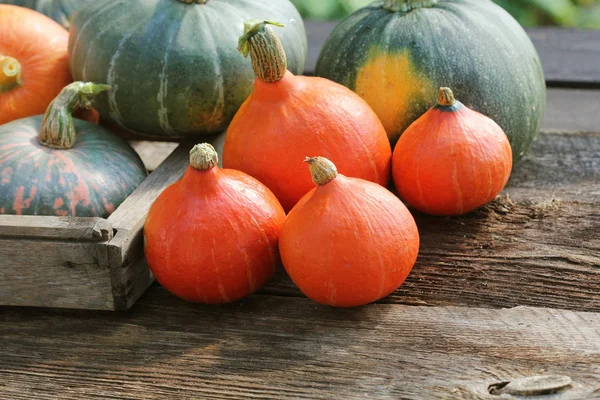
1,22 -> 599,400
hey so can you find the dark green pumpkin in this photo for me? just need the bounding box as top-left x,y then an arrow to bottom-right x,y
0,0 -> 93,29
0,82 -> 147,217
316,0 -> 546,163
68,0 -> 308,138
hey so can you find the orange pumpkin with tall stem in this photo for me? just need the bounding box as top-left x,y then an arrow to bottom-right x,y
223,20 -> 391,212
279,156 -> 420,308
144,143 -> 286,304
392,87 -> 513,216
0,5 -> 71,125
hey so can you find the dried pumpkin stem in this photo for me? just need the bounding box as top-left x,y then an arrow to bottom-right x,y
0,55 -> 22,92
39,82 -> 110,150
190,143 -> 218,171
437,87 -> 456,106
383,0 -> 439,12
305,157 -> 338,186
238,20 -> 287,83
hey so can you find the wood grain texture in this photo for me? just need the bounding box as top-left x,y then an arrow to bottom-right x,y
507,131 -> 600,203
304,22 -> 600,87
0,215 -> 113,241
543,89 -> 600,133
0,239 -> 113,310
527,28 -> 600,87
0,294 -> 599,399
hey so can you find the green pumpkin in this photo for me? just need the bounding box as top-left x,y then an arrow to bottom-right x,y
0,82 -> 148,217
0,0 -> 94,28
316,0 -> 546,163
68,0 -> 308,138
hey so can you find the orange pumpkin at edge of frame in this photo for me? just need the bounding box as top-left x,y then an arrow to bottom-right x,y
0,4 -> 71,126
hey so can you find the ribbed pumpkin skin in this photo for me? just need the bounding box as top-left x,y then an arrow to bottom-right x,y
0,116 -> 147,217
144,165 -> 286,304
0,0 -> 94,28
279,174 -> 420,308
69,0 -> 307,138
392,100 -> 513,216
315,0 -> 546,162
222,71 -> 392,212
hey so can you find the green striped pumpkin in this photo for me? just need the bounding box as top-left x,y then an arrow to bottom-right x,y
68,0 -> 307,138
0,82 -> 147,217
0,0 -> 93,29
316,0 -> 546,163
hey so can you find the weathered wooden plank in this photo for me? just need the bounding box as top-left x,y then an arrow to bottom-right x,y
107,142 -> 194,233
507,131 -> 600,203
527,28 -> 600,87
0,239 -> 113,310
543,89 -> 600,133
0,215 -> 112,241
130,141 -> 178,171
305,22 -> 600,87
0,294 -> 598,399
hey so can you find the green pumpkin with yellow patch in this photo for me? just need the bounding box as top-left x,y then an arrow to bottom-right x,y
316,0 -> 546,163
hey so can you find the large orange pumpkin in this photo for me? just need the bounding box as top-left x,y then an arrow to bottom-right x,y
223,21 -> 391,212
392,87 -> 513,216
0,5 -> 71,125
144,143 -> 286,304
279,157 -> 420,308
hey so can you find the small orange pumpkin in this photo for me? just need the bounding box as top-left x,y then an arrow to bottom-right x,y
144,143 -> 286,304
0,5 -> 71,125
392,87 -> 513,216
279,157 -> 420,308
223,21 -> 391,212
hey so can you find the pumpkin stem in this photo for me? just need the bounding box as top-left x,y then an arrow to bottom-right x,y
190,143 -> 219,171
238,20 -> 287,83
437,87 -> 456,106
39,82 -> 111,150
383,0 -> 438,12
0,55 -> 22,92
305,157 -> 338,186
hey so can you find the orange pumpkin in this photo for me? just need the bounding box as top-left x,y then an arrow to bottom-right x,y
279,157 -> 420,308
144,143 -> 286,304
392,87 -> 513,216
223,21 -> 391,212
0,5 -> 71,126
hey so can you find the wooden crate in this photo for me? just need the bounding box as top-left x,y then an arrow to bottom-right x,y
0,135 -> 225,311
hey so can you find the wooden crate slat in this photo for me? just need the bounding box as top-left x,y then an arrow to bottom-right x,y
0,294 -> 598,399
0,215 -> 113,241
304,22 -> 600,87
0,239 -> 113,310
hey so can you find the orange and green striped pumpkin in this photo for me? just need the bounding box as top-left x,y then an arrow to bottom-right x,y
0,82 -> 147,217
316,0 -> 546,163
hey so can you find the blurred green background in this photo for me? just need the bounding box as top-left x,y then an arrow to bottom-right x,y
290,0 -> 600,28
